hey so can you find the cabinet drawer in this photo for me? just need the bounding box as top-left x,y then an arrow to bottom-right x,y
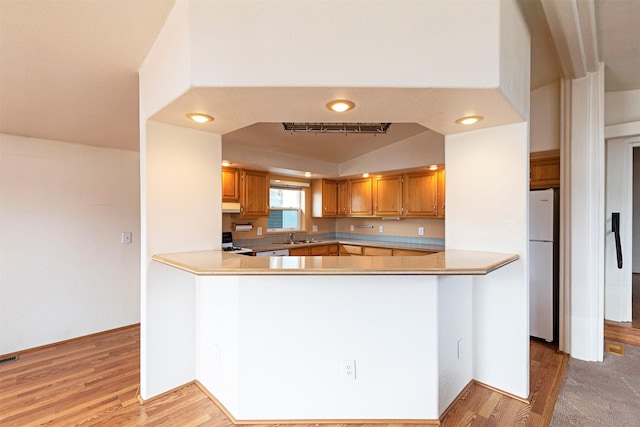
392,248 -> 429,256
363,246 -> 393,256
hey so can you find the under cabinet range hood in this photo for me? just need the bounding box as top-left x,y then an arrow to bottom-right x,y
222,202 -> 241,213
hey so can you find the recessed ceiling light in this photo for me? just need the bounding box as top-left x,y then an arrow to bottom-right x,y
326,99 -> 355,113
455,115 -> 483,125
429,165 -> 438,171
362,173 -> 370,178
304,172 -> 312,177
186,113 -> 214,123
221,160 -> 232,167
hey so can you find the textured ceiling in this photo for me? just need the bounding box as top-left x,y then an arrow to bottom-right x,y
0,0 -> 174,151
0,0 -> 639,154
596,0 -> 640,91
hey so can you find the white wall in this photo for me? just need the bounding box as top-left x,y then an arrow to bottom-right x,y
531,81 -> 561,152
339,130 -> 445,177
634,148 -> 640,273
445,123 -> 530,398
197,275 -> 441,420
0,134 -> 140,355
605,89 -> 640,126
566,68 -> 605,361
140,122 -> 221,398
437,276 -> 473,414
189,0 -> 500,89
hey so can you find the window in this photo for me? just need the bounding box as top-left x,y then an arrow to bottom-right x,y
267,186 -> 304,232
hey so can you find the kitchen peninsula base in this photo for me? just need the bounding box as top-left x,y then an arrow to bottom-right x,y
144,250 -> 520,422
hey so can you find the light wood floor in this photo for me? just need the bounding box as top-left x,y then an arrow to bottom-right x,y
0,326 -> 568,426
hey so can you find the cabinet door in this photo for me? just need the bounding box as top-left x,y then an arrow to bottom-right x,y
349,177 -> 372,216
403,171 -> 437,217
222,167 -> 240,202
374,174 -> 403,216
530,155 -> 560,189
340,245 -> 363,256
436,169 -> 445,218
322,180 -> 338,216
327,244 -> 340,256
309,245 -> 329,256
311,179 -> 338,217
337,180 -> 349,216
288,247 -> 309,256
241,169 -> 270,217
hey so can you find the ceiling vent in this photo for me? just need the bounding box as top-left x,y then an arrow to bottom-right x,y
282,123 -> 391,135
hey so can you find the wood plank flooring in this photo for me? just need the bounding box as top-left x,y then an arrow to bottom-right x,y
0,326 -> 568,426
603,273 -> 640,346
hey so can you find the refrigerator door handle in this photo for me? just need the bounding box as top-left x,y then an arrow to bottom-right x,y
612,212 -> 623,269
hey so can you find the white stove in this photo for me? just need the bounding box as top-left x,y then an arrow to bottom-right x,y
222,232 -> 253,255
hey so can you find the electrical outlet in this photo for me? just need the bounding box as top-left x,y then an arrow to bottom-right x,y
457,339 -> 463,359
312,225 -> 318,232
342,359 -> 356,381
379,225 -> 384,233
350,225 -> 355,231
418,226 -> 424,236
121,232 -> 132,244
257,227 -> 262,236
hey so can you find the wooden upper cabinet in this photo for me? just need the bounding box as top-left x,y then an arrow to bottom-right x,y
337,180 -> 349,216
311,179 -> 338,217
373,174 -> 403,216
309,168 -> 445,219
403,170 -> 438,217
530,150 -> 560,189
349,177 -> 373,216
222,167 -> 240,202
240,169 -> 270,217
436,169 -> 445,218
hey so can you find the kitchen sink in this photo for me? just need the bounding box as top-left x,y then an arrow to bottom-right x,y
272,240 -> 323,245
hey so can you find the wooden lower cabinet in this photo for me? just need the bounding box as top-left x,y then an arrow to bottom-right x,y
293,243 -> 438,256
288,247 -> 309,256
289,244 -> 339,256
340,244 -> 438,256
363,246 -> 393,256
393,248 -> 430,256
339,244 -> 363,256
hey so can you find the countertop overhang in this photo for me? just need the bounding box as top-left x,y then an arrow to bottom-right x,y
151,249 -> 519,276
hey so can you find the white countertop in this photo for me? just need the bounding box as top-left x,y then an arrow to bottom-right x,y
152,249 -> 518,276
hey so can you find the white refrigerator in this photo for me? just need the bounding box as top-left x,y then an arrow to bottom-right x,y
529,189 -> 557,342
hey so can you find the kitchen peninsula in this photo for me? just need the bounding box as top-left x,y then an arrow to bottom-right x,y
151,249 -> 518,422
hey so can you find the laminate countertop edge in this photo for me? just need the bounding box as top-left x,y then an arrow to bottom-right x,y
151,250 -> 519,277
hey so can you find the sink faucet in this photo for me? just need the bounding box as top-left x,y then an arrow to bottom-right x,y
289,232 -> 295,244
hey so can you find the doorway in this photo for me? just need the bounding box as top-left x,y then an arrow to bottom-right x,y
633,147 -> 640,328
604,137 -> 640,326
